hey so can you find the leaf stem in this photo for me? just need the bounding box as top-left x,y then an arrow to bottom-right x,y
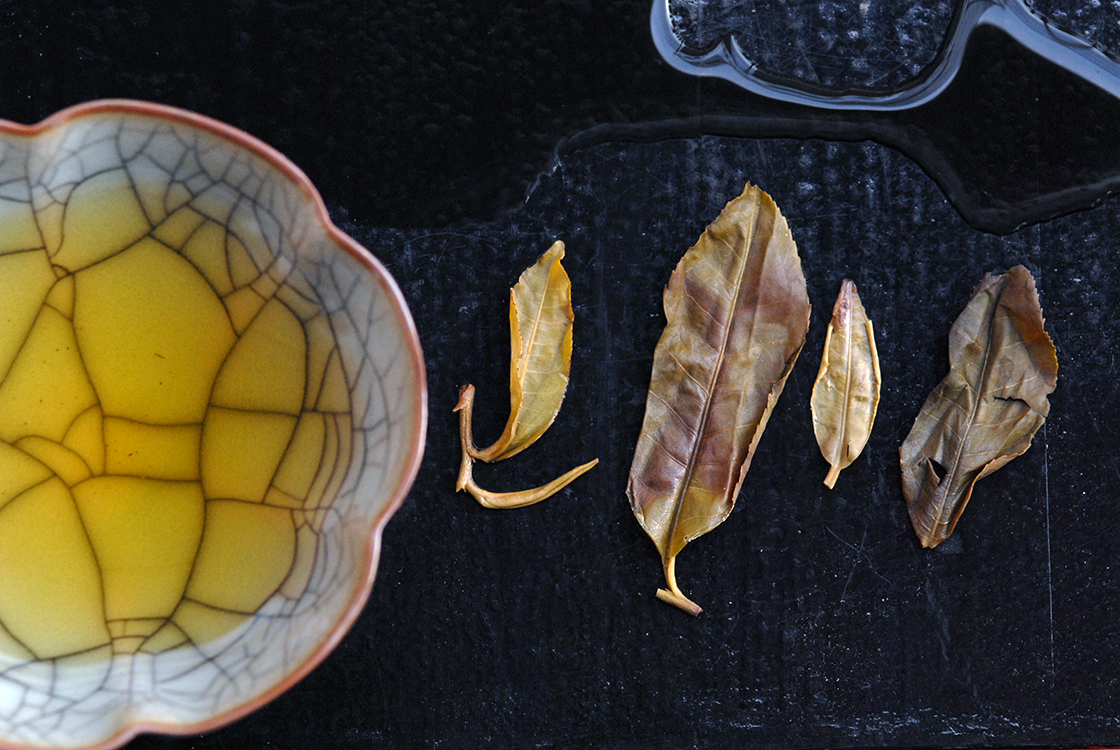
823,462 -> 841,489
454,384 -> 598,509
468,459 -> 599,509
656,556 -> 702,616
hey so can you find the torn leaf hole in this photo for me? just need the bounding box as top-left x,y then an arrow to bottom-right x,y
927,457 -> 948,482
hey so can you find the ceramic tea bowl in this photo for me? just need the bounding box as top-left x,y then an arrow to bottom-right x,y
0,100 -> 426,749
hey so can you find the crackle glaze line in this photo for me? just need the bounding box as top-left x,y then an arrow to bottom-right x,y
0,104 -> 423,749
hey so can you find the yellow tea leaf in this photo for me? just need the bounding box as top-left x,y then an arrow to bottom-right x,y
471,241 -> 573,462
811,280 -> 881,489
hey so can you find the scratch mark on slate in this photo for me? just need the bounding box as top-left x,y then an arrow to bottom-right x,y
1044,422 -> 1054,680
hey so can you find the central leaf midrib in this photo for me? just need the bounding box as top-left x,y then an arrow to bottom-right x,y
664,205 -> 763,555
931,281 -> 1003,533
838,287 -> 855,463
520,260 -> 553,386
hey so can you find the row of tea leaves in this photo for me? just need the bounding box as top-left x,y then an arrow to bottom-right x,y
456,184 -> 1057,616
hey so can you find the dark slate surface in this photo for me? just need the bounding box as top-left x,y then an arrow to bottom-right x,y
2,0 -> 1120,748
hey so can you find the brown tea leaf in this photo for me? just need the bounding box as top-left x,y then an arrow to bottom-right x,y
626,184 -> 810,615
455,385 -> 598,509
900,265 -> 1057,548
811,280 -> 881,489
470,241 -> 573,462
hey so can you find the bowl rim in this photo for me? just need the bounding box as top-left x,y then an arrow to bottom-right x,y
0,99 -> 428,750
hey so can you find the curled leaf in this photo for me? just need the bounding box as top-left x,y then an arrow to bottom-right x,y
811,280 -> 881,489
471,241 -> 573,462
900,265 -> 1058,547
455,385 -> 598,509
627,184 -> 810,615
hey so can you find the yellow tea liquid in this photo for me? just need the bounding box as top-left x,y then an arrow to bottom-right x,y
0,175 -> 352,661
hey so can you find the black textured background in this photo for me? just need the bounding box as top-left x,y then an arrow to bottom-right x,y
2,0 -> 1120,748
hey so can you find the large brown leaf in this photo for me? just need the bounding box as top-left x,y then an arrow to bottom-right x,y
811,280 -> 881,489
900,265 -> 1058,548
627,184 -> 810,615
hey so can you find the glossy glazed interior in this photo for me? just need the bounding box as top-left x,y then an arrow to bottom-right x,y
0,101 -> 425,749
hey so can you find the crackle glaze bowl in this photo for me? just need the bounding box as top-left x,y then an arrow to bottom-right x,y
0,100 -> 426,749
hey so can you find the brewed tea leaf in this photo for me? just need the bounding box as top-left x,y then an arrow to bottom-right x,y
471,241 -> 573,462
455,385 -> 597,509
627,184 -> 810,615
811,280 -> 881,489
900,265 -> 1057,547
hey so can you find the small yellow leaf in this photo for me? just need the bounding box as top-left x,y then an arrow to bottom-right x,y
811,280 -> 881,489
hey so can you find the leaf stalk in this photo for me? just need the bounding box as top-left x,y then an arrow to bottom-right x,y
656,557 -> 702,616
455,384 -> 597,509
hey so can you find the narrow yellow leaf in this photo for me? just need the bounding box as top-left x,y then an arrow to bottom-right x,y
810,280 -> 881,489
470,241 -> 573,462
